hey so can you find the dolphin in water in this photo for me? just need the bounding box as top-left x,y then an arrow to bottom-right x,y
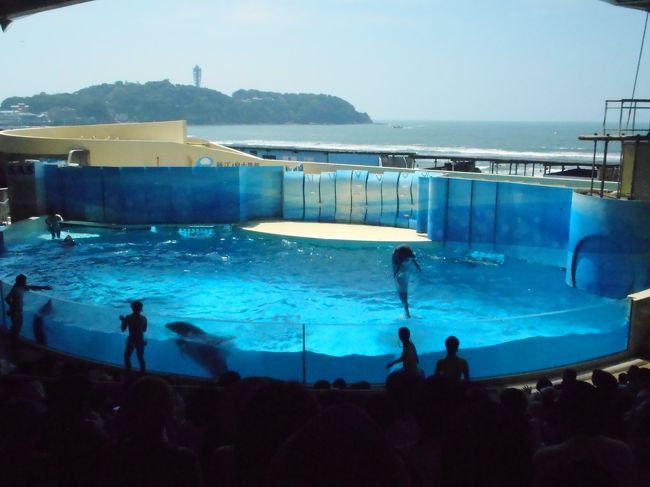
32,299 -> 53,346
165,321 -> 232,346
172,339 -> 228,378
392,245 -> 422,318
165,322 -> 230,378
166,321 -> 209,339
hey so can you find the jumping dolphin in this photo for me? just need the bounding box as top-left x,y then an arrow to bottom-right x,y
392,245 -> 422,318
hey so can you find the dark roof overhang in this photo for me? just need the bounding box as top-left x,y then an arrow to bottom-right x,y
0,1 -> 93,31
602,1 -> 650,12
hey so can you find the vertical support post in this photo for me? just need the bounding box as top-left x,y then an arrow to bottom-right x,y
302,323 -> 306,385
618,100 -> 624,133
600,139 -> 610,198
589,137 -> 598,196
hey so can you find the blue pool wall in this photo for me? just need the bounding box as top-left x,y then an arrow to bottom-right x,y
35,164 -> 650,297
425,177 -> 573,267
566,191 -> 650,299
283,171 -> 573,267
43,165 -> 284,224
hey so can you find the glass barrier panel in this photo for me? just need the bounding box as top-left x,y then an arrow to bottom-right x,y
304,323 -> 398,384
148,313 -> 304,381
304,300 -> 629,383
2,279 -> 629,383
1,283 -> 304,380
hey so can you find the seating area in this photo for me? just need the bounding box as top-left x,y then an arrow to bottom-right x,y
1,333 -> 650,486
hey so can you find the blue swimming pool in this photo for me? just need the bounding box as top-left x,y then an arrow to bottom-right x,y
0,225 -> 629,382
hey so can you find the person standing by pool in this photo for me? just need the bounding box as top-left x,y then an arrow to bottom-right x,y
392,245 -> 421,318
120,301 -> 148,375
435,336 -> 470,382
45,212 -> 63,239
386,326 -> 421,375
4,273 -> 52,341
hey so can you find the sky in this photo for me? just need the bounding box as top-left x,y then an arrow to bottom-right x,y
1,0 -> 648,122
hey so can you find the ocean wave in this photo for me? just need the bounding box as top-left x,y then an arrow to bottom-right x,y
216,139 -> 617,163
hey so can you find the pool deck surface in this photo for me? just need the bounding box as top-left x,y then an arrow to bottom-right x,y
239,221 -> 431,244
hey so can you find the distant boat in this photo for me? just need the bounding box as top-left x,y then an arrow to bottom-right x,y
392,125 -> 403,129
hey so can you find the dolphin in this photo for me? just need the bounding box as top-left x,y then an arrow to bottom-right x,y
392,245 -> 422,318
172,338 -> 228,378
166,321 -> 208,339
32,299 -> 53,346
165,321 -> 232,346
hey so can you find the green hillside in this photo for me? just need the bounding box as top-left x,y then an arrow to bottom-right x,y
1,80 -> 372,125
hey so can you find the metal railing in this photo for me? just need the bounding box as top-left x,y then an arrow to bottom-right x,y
603,99 -> 650,136
413,155 -> 613,178
579,99 -> 650,197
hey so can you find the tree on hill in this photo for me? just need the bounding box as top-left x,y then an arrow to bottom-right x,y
1,81 -> 372,125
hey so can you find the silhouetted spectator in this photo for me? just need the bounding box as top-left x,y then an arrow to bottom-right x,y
313,379 -> 331,390
435,336 -> 469,381
43,374 -> 109,487
500,387 -> 541,452
533,381 -> 635,487
103,376 -> 203,487
267,404 -> 411,486
332,377 -> 347,389
350,381 -> 371,390
217,370 -> 241,388
0,398 -> 51,487
385,370 -> 425,449
441,397 -> 533,487
561,368 -> 578,389
234,380 -> 319,487
626,397 -> 650,487
401,376 -> 466,486
535,377 -> 553,392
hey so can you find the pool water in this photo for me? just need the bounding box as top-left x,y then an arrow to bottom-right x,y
0,225 -> 629,381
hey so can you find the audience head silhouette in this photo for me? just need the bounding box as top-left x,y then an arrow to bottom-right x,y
445,335 -> 459,354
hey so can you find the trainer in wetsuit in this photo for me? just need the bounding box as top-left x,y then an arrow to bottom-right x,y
120,301 -> 148,374
4,274 -> 52,341
392,245 -> 421,318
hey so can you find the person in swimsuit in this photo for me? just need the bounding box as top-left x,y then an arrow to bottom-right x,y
120,301 -> 148,375
386,326 -> 421,375
4,274 -> 52,341
45,212 -> 63,239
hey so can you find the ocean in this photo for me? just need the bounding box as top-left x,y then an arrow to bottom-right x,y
187,120 -> 608,164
